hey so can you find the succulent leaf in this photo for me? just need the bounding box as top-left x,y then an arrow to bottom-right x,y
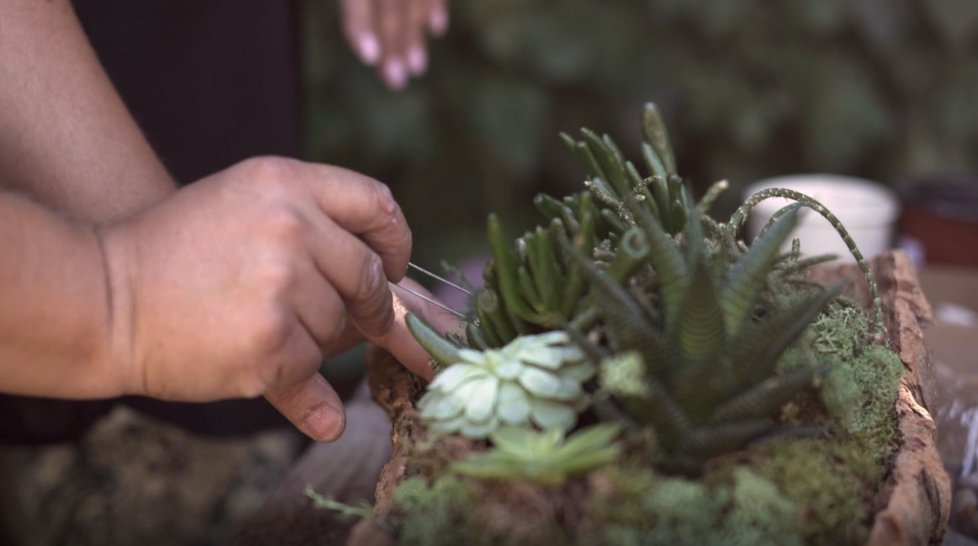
529,398 -> 577,430
497,383 -> 531,426
711,368 -> 825,423
626,194 -> 688,325
669,258 -> 726,364
722,204 -> 802,336
725,284 -> 843,396
606,226 -> 651,283
465,376 -> 499,423
429,363 -> 489,392
562,240 -> 681,377
488,214 -> 545,330
406,313 -> 462,369
642,103 -> 677,176
687,418 -> 773,458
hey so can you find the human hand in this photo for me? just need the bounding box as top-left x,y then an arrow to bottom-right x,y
99,157 -> 416,441
339,0 -> 449,90
317,277 -> 463,383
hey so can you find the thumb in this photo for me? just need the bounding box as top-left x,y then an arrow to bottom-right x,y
264,374 -> 346,442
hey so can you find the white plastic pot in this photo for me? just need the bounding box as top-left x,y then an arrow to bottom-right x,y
744,174 -> 899,262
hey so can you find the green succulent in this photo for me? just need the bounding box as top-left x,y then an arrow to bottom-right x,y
415,330 -> 595,438
408,101 -> 882,473
450,423 -> 622,486
567,202 -> 841,472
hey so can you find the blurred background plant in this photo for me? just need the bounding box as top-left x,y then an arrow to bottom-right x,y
301,0 -> 978,267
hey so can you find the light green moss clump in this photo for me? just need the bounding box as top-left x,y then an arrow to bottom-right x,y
721,467 -> 802,546
778,299 -> 903,461
592,466 -> 801,546
754,300 -> 904,544
392,476 -> 487,546
639,477 -> 728,545
810,300 -> 904,469
821,344 -> 903,436
754,438 -> 873,546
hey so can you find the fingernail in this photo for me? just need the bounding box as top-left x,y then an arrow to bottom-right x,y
407,47 -> 427,75
358,34 -> 380,65
302,404 -> 345,442
383,59 -> 407,90
429,9 -> 449,36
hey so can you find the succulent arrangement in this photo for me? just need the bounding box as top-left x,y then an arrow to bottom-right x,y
326,103 -> 908,545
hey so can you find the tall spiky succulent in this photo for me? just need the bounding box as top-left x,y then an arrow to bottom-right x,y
406,101 -> 882,473
564,203 -> 841,472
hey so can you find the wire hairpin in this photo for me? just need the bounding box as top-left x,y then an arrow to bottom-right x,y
390,261 -> 471,319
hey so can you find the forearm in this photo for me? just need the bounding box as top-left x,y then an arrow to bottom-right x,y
0,190 -> 121,398
0,0 -> 175,223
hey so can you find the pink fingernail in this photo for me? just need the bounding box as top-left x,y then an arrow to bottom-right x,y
407,47 -> 427,75
302,405 -> 345,442
383,59 -> 407,90
429,9 -> 449,35
358,34 -> 380,65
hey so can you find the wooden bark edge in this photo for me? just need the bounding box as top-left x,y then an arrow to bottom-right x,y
865,252 -> 950,546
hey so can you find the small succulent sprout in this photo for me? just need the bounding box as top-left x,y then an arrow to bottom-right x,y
450,423 -> 622,486
416,330 -> 596,438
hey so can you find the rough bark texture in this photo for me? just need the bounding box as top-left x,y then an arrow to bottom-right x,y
344,357 -> 421,546
352,251 -> 951,545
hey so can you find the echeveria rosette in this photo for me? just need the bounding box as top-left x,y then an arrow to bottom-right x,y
450,423 -> 622,486
417,331 -> 595,438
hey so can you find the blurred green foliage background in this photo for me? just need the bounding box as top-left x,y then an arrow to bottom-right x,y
300,0 -> 978,266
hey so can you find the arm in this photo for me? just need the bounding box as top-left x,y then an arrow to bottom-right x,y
0,156 -> 455,442
0,190 -> 118,398
0,2 -> 457,442
0,0 -> 174,222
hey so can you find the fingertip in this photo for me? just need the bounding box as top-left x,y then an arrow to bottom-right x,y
400,349 -> 436,382
264,375 -> 346,442
368,305 -> 437,382
302,403 -> 346,442
407,47 -> 427,75
429,8 -> 448,36
358,33 -> 381,65
381,58 -> 408,90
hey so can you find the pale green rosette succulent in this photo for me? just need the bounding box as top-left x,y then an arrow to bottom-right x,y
417,331 -> 595,438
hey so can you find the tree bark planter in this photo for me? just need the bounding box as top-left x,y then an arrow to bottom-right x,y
350,251 -> 951,546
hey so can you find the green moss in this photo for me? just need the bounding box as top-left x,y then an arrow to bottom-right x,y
589,465 -> 802,546
640,477 -> 728,545
392,299 -> 904,546
778,299 -> 903,468
811,299 -> 872,357
392,476 -> 488,546
753,438 -> 872,545
807,299 -> 904,473
586,465 -> 658,530
721,467 -> 802,546
821,344 -> 903,436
